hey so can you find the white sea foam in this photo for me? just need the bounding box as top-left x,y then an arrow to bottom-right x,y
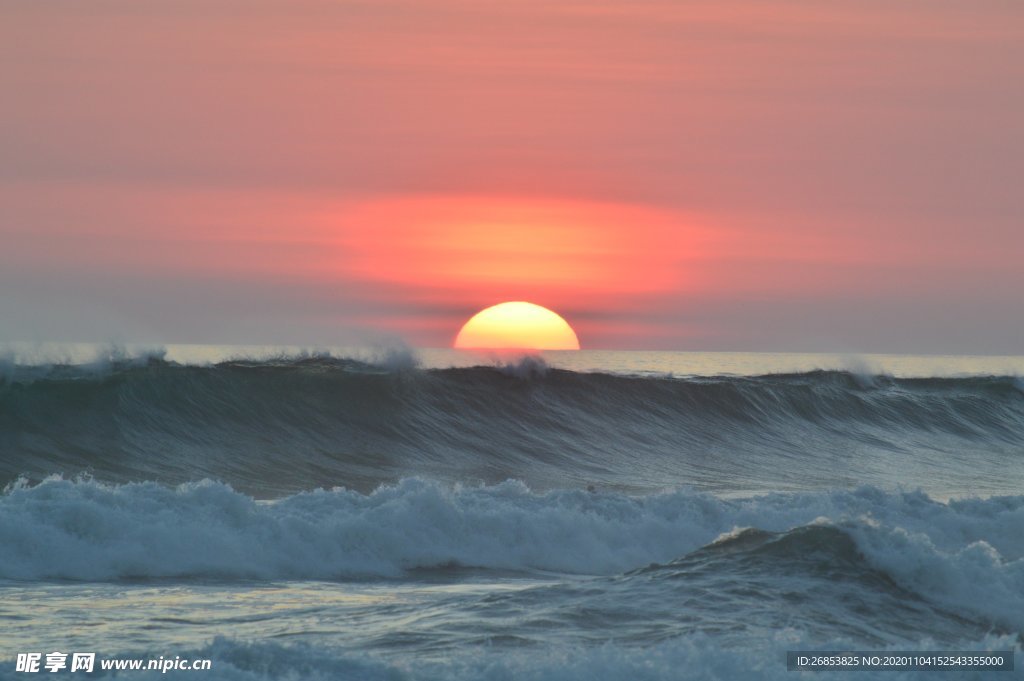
364,342 -> 421,371
496,354 -> 550,378
1,477 -> 1023,631
837,354 -> 887,388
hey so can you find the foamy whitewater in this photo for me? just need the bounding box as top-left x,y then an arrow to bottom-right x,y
1,347 -> 1022,679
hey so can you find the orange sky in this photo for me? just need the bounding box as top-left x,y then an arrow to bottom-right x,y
1,1 -> 1022,351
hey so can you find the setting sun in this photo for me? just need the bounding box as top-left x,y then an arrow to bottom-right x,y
454,302 -> 580,350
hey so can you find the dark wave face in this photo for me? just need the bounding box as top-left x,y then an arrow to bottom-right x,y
1,356 -> 1023,497
488,525 -> 1004,648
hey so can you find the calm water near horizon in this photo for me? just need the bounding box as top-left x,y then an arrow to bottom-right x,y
4,342 -> 1024,378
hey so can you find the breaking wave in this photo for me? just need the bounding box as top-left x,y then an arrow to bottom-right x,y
1,356 -> 1023,496
1,477 -> 1023,636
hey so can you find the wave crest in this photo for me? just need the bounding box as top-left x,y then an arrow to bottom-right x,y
1,358 -> 1022,496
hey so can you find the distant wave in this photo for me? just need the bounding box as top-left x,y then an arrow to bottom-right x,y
1,478 -> 1023,635
1,356 -> 1022,495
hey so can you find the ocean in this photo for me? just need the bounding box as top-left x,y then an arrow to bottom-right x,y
1,345 -> 1022,679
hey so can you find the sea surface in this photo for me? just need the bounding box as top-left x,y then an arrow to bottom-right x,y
1,344 -> 1022,679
